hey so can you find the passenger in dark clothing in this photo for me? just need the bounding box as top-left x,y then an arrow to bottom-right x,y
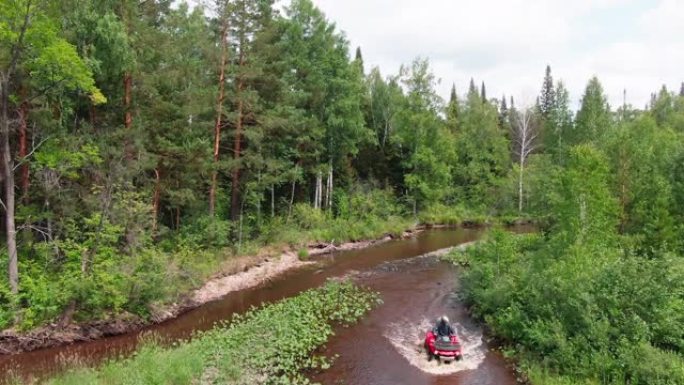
435,315 -> 455,337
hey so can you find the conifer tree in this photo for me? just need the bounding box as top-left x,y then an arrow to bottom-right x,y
446,84 -> 459,132
355,46 -> 365,74
539,65 -> 555,119
573,76 -> 611,145
468,78 -> 477,97
499,94 -> 509,129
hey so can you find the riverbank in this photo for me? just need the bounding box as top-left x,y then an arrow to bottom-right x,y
443,229 -> 684,385
0,224 -> 423,355
20,282 -> 379,385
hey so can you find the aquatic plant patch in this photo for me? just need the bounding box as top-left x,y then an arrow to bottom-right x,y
40,281 -> 380,385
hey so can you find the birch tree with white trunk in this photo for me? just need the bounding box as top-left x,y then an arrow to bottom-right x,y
512,108 -> 539,213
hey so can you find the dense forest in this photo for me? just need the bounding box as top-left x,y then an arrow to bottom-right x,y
2,3 -> 684,383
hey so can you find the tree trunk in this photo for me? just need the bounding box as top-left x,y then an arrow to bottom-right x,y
90,102 -> 97,129
518,156 -> 524,213
326,166 -> 333,209
123,72 -> 133,160
314,171 -> 322,209
2,80 -> 19,294
2,2 -> 34,295
238,198 -> 245,252
230,96 -> 243,221
18,100 -> 29,200
271,184 -> 275,217
288,170 -> 297,221
124,73 -> 132,129
209,20 -> 229,217
230,49 -> 245,221
152,168 -> 161,233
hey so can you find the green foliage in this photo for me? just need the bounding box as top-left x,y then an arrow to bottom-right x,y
453,84 -> 510,209
548,145 -> 619,249
572,77 -> 612,145
43,281 -> 380,385
4,9 -> 684,385
452,227 -> 684,384
0,256 -> 13,329
297,248 -> 309,260
605,115 -> 682,256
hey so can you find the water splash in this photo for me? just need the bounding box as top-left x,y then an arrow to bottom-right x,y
384,318 -> 487,375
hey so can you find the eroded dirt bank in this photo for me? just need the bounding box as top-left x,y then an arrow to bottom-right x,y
0,229 -> 423,356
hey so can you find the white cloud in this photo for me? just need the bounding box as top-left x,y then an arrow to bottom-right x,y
295,0 -> 683,109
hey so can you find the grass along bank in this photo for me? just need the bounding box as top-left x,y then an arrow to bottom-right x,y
11,281 -> 380,385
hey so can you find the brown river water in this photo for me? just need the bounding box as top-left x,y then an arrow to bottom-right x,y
1,227 -> 526,384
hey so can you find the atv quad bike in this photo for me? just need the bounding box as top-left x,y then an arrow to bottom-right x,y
424,329 -> 462,362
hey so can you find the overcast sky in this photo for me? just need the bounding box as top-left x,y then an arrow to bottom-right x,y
277,0 -> 683,109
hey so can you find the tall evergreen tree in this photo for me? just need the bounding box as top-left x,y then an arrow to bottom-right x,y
225,0 -> 276,222
539,65 -> 555,119
446,84 -> 459,132
480,81 -> 487,102
651,85 -> 674,127
355,46 -> 365,74
468,78 -> 477,97
573,76 -> 611,145
499,94 -> 509,129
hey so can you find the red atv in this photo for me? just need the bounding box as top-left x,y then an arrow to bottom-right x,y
425,329 -> 462,362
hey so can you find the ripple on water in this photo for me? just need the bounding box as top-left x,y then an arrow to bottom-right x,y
384,318 -> 487,376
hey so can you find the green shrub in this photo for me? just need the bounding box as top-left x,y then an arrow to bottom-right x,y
178,217 -> 233,249
458,230 -> 684,385
297,248 -> 309,261
0,274 -> 13,330
291,203 -> 328,230
418,203 -> 465,225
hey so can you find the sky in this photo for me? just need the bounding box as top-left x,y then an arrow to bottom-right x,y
275,0 -> 684,109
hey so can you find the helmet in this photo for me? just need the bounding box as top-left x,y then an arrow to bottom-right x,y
440,315 -> 449,323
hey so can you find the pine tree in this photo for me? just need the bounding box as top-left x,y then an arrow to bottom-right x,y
550,81 -> 573,162
651,85 -> 674,127
446,84 -> 459,132
509,96 -> 518,127
229,0 -> 270,222
539,65 -> 555,118
499,94 -> 509,129
680,82 -> 684,97
355,46 -> 365,74
468,78 -> 477,98
573,76 -> 611,145
480,81 -> 487,102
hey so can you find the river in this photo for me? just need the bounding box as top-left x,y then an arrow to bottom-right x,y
1,227 -> 525,384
